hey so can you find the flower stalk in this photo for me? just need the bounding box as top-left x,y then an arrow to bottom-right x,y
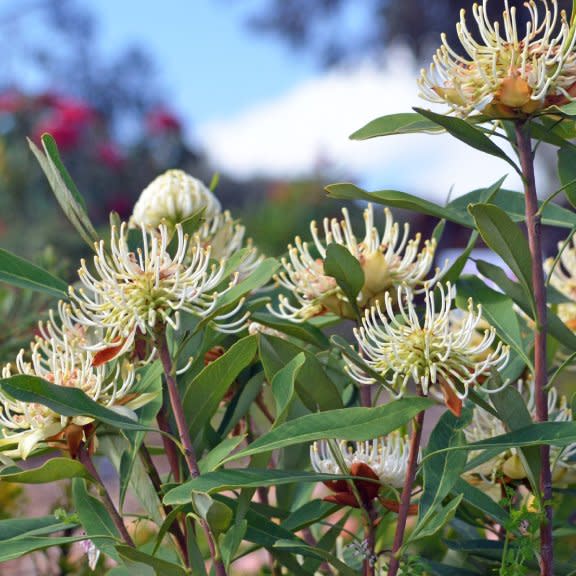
387,386 -> 426,576
77,447 -> 135,547
154,327 -> 227,576
514,121 -> 553,576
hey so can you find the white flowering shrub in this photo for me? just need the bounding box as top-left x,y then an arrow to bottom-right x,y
2,2 -> 576,574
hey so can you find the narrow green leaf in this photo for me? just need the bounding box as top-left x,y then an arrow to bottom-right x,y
468,203 -> 534,306
271,353 -> 305,425
325,183 -> 468,226
0,458 -> 93,484
441,230 -> 479,283
219,519 -> 247,569
453,478 -> 509,525
215,257 -> 280,309
414,108 -> 518,171
259,335 -> 343,411
0,516 -> 77,540
350,112 -> 444,139
0,535 -> 97,563
222,397 -> 433,464
281,500 -> 340,532
558,146 -> 576,208
0,375 -> 154,432
182,335 -> 257,441
72,478 -> 120,561
419,411 -> 469,521
164,470 -> 352,504
274,540 -> 358,576
116,546 -> 188,576
409,495 -> 463,544
28,136 -> 99,248
250,312 -> 330,348
323,243 -> 364,317
491,386 -> 541,491
199,436 -> 246,474
0,249 -> 68,298
456,275 -> 532,368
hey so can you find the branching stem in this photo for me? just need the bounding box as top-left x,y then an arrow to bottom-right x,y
514,121 -> 552,576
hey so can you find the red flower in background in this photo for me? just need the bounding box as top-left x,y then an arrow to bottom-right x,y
146,107 -> 181,135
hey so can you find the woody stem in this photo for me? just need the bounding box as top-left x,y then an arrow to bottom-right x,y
387,385 -> 425,576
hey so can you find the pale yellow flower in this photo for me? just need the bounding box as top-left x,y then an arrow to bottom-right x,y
545,236 -> 576,330
310,433 -> 411,489
464,380 -> 576,487
270,204 -> 440,322
131,169 -> 221,229
348,283 -> 509,414
0,333 -> 138,459
419,0 -> 576,117
67,222 -> 242,353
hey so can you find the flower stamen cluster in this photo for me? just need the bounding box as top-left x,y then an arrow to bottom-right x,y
271,204 -> 440,322
419,0 -> 576,117
348,283 -> 510,413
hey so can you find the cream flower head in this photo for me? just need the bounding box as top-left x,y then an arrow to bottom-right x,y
131,169 -> 221,229
310,433 -> 411,489
348,283 -> 510,414
197,211 -> 264,280
545,236 -> 576,330
419,0 -> 576,117
67,222 -> 241,353
270,204 -> 440,322
0,333 -> 137,459
464,380 -> 576,486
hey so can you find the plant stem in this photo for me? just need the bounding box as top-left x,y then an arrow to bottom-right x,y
155,328 -> 227,576
139,444 -> 188,562
387,386 -> 425,576
156,403 -> 181,483
363,503 -> 377,576
514,121 -> 552,576
77,449 -> 135,547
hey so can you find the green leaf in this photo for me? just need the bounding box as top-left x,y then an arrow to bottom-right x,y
274,540 -> 358,576
468,203 -> 534,307
219,519 -> 247,569
259,335 -> 343,411
281,500 -> 339,532
0,458 -> 93,484
271,353 -> 305,425
456,275 -> 532,368
0,516 -> 77,540
409,495 -> 463,544
250,312 -> 330,348
164,469 -> 354,504
323,243 -> 364,317
214,257 -> 280,309
419,411 -> 469,522
181,335 -> 257,442
442,231 -> 479,283
222,397 -> 433,464
198,436 -> 246,474
414,108 -> 518,171
0,249 -> 68,298
490,385 -> 541,490
325,183 -> 467,226
477,259 -> 576,350
28,135 -> 99,248
0,375 -> 154,431
0,535 -> 96,563
116,546 -> 188,576
452,478 -> 509,525
350,112 -> 444,139
558,145 -> 576,208
72,478 -> 120,561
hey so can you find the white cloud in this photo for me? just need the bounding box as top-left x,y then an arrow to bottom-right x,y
197,48 -> 544,202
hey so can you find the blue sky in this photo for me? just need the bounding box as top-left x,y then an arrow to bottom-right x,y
90,0 -> 319,123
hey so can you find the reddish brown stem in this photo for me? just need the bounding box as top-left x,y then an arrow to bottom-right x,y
387,388 -> 425,576
155,329 -> 227,576
139,444 -> 188,561
515,121 -> 552,576
156,403 -> 181,483
77,449 -> 135,547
